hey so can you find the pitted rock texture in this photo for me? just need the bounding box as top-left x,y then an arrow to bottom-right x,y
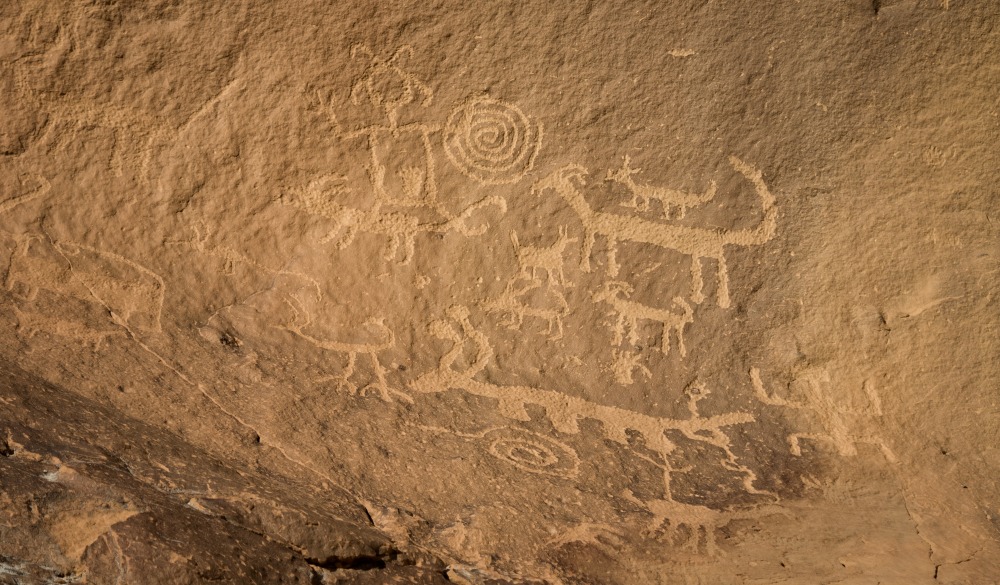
1,1 -> 998,584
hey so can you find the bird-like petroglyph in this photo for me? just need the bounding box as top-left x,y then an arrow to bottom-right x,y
533,156 -> 777,308
282,175 -> 506,265
607,156 -> 717,220
5,234 -> 165,333
592,281 -> 693,357
479,277 -> 570,341
443,95 -> 543,185
751,368 -> 896,462
275,294 -> 410,403
510,226 -> 576,287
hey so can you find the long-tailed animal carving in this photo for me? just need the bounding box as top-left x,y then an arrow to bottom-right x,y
409,306 -> 755,457
510,226 -> 576,287
750,368 -> 896,462
533,156 -> 777,308
283,176 -> 506,264
479,277 -> 570,340
606,156 -> 717,219
592,280 -> 694,357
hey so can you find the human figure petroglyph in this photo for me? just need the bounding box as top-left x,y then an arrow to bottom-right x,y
479,277 -> 570,341
750,368 -> 896,462
282,175 -> 506,265
275,294 -> 410,403
5,234 -> 165,333
533,157 -> 777,308
607,156 -> 717,220
409,306 -> 756,458
443,95 -> 543,185
610,349 -> 651,385
592,281 -> 693,357
510,226 -> 576,287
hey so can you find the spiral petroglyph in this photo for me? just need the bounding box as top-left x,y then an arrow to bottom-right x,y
484,428 -> 579,478
443,96 -> 543,185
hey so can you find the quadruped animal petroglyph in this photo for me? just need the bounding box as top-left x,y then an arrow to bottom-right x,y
282,175 -> 506,264
533,156 -> 777,308
275,294 -> 410,404
607,156 -> 717,220
510,226 -> 576,287
479,277 -> 570,341
751,368 -> 896,462
592,280 -> 693,357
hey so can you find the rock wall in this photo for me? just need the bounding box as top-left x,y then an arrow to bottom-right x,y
1,1 -> 998,583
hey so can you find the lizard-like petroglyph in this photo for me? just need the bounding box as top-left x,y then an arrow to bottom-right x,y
751,368 -> 896,462
479,277 -> 570,341
443,95 -> 543,185
592,280 -> 693,356
275,294 -> 410,403
5,234 -> 165,333
283,175 -> 506,264
0,176 -> 50,216
409,306 -> 756,457
510,226 -> 576,287
607,156 -> 717,220
534,156 -> 777,307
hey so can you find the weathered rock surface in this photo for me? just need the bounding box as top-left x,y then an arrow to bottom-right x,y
1,1 -> 998,583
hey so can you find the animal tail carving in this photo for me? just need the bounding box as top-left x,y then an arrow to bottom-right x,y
724,157 -> 778,247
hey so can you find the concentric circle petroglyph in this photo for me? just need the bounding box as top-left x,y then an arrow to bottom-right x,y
484,427 -> 579,478
443,96 -> 543,185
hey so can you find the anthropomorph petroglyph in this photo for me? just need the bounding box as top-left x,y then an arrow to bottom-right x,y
443,95 -> 543,185
610,349 -> 651,385
510,226 -> 576,287
592,280 -> 693,356
479,277 -> 570,341
533,156 -> 777,308
750,368 -> 896,462
607,156 -> 717,220
282,175 -> 506,264
275,294 -> 410,403
5,234 -> 165,333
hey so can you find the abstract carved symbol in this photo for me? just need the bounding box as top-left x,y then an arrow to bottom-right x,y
443,96 -> 543,185
484,427 -> 579,479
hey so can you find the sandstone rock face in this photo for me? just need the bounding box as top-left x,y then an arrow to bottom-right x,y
1,2 -> 998,583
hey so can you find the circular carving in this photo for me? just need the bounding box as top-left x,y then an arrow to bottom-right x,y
484,427 -> 579,478
443,96 -> 543,185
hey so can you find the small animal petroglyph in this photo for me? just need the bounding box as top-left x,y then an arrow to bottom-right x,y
479,278 -> 570,340
607,156 -> 717,220
592,281 -> 693,357
283,175 -> 506,265
275,294 -> 410,403
5,234 -> 166,333
610,349 -> 651,385
750,368 -> 896,462
510,226 -> 576,287
534,157 -> 777,308
443,95 -> 543,185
